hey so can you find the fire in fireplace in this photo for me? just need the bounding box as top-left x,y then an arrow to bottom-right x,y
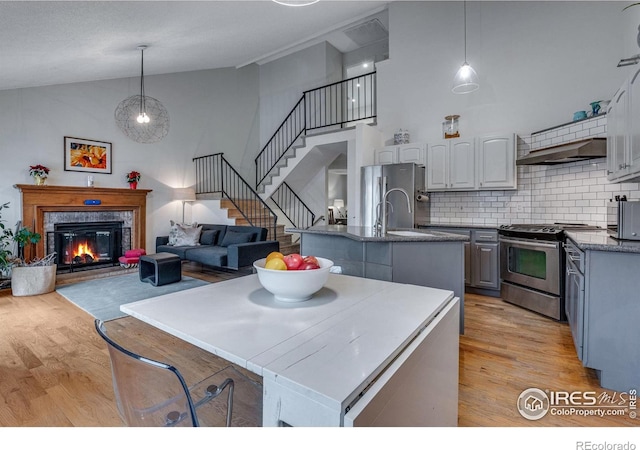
53,222 -> 125,271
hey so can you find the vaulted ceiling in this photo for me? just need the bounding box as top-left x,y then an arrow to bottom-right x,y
0,0 -> 392,91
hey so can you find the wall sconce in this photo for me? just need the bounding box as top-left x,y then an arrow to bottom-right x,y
173,187 -> 196,223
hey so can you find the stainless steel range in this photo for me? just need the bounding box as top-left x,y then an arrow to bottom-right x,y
498,223 -> 600,321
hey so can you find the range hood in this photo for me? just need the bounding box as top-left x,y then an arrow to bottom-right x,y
516,138 -> 607,166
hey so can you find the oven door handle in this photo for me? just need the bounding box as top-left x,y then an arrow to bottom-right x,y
498,237 -> 560,249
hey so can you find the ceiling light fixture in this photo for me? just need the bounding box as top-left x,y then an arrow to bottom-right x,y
272,0 -> 319,6
452,1 -> 479,94
115,45 -> 170,144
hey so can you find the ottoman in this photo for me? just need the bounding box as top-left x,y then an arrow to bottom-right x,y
139,252 -> 181,286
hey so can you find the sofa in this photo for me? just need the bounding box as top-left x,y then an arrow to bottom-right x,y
156,223 -> 279,270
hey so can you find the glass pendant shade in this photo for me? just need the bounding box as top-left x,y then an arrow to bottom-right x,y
452,1 -> 479,94
452,62 -> 479,94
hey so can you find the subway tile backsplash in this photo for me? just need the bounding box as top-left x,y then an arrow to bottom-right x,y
429,115 -> 640,228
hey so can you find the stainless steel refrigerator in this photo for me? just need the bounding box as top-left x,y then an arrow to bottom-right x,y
361,163 -> 430,229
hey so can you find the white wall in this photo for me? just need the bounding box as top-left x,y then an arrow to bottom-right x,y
378,1 -> 628,142
0,66 -> 260,250
258,41 -> 344,148
374,1 -> 640,227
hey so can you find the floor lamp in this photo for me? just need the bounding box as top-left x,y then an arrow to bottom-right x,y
173,188 -> 196,223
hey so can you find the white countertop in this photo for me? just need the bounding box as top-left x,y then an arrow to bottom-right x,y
120,274 -> 456,422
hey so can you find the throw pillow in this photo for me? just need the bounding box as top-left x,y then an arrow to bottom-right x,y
173,223 -> 203,246
168,220 -> 198,246
200,229 -> 219,246
220,230 -> 253,247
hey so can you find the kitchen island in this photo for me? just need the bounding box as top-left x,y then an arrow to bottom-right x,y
564,230 -> 640,392
121,273 -> 460,426
287,225 -> 467,331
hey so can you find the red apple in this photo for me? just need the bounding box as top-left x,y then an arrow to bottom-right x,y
298,262 -> 320,270
303,255 -> 319,266
283,253 -> 304,270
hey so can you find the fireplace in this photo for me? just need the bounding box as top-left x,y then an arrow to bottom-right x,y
52,222 -> 128,272
14,185 -> 151,268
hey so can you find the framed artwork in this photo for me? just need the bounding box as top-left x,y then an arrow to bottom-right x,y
64,136 -> 112,174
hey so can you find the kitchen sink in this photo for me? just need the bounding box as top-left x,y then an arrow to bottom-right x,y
387,230 -> 435,237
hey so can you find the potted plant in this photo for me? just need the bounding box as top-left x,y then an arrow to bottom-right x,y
10,225 -> 57,296
29,164 -> 50,185
126,170 -> 141,189
0,202 -> 14,288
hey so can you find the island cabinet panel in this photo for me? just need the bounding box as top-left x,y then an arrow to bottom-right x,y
301,234 -> 365,277
579,247 -> 640,392
344,298 -> 459,427
297,228 -> 467,332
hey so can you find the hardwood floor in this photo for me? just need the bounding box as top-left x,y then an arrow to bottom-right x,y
0,264 -> 635,427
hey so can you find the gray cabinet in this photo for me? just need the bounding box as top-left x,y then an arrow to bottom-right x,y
471,230 -> 499,290
299,232 -> 466,332
423,227 -> 500,295
565,238 -> 640,392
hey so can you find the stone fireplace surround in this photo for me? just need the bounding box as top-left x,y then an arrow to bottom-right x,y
14,185 -> 151,263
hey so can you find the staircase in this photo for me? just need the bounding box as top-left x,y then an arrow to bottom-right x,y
194,73 -> 378,253
220,199 -> 299,254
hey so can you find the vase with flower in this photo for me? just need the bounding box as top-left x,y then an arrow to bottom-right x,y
126,171 -> 141,189
29,164 -> 50,186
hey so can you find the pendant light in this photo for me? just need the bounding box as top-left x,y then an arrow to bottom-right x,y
115,45 -> 170,144
452,1 -> 479,94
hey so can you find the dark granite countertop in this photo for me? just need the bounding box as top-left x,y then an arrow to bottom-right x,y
418,223 -> 500,230
286,225 -> 469,242
565,230 -> 640,254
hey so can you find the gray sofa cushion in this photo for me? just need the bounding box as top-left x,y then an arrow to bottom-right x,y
220,229 -> 254,247
200,229 -> 219,246
156,244 -> 192,259
184,246 -> 229,267
227,225 -> 266,242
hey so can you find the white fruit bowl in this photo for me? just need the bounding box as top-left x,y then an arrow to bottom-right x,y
253,256 -> 334,303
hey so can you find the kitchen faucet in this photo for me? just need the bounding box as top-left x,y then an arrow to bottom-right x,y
378,186 -> 412,235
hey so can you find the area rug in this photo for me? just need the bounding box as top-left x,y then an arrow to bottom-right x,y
57,273 -> 209,322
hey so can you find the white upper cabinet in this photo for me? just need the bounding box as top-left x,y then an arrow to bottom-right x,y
426,138 -> 475,190
608,68 -> 640,182
397,143 -> 426,164
374,146 -> 398,165
476,134 -> 517,189
374,143 -> 426,165
628,69 -> 640,176
426,142 -> 448,190
426,134 -> 516,191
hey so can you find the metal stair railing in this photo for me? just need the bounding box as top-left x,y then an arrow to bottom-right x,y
271,182 -> 316,231
255,72 -> 376,190
193,153 -> 278,240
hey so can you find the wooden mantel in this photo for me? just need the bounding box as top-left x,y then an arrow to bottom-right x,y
14,184 -> 152,261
